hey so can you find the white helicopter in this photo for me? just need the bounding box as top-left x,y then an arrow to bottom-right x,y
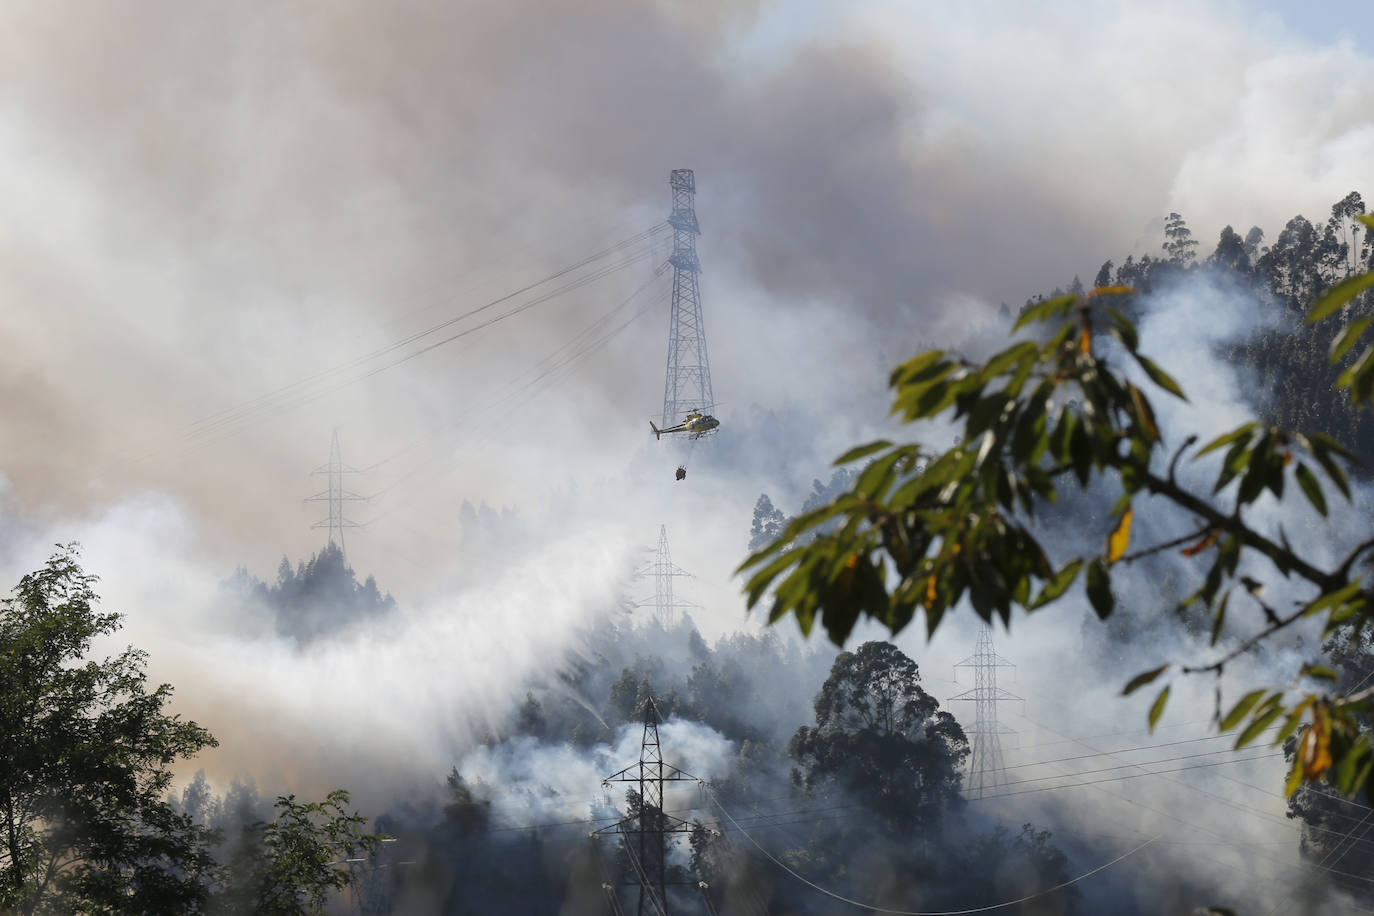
649,409 -> 720,440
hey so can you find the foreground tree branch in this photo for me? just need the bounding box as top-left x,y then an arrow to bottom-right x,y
740,255 -> 1374,800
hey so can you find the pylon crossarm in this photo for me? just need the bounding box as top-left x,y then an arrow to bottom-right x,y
602,762 -> 699,784
954,656 -> 1016,668
592,813 -> 694,838
306,489 -> 367,502
948,687 -> 1023,702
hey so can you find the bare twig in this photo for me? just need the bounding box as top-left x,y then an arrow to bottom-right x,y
1118,525 -> 1212,565
1136,467 -> 1341,593
1337,535 -> 1374,580
1168,434 -> 1198,486
1181,602 -> 1308,675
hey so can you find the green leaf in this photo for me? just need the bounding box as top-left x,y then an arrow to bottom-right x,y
1330,317 -> 1374,363
1013,294 -> 1079,331
1051,410 -> 1077,464
1212,437 -> 1251,494
855,449 -> 909,499
1148,685 -> 1170,732
1236,439 -> 1269,506
1277,699 -> 1314,747
1294,463 -> 1327,517
1301,665 -> 1339,682
1351,350 -> 1374,405
1029,559 -> 1084,610
1070,419 -> 1092,485
834,440 -> 893,466
1102,306 -> 1139,352
1305,440 -> 1352,501
1133,353 -> 1188,401
981,340 -> 1040,381
1220,690 -> 1266,731
888,351 -> 947,388
1123,664 -> 1169,696
1195,422 -> 1257,459
1303,581 -> 1364,618
1210,591 -> 1229,646
1337,344 -> 1374,392
1085,557 -> 1114,619
1335,734 -> 1372,796
1308,271 -> 1374,323
1237,702 -> 1285,749
1305,430 -> 1357,461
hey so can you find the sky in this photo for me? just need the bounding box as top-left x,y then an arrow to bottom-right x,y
0,0 -> 1372,907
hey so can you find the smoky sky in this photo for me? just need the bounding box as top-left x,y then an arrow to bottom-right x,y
0,0 -> 1370,580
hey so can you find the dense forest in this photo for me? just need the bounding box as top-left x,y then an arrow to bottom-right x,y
222,542 -> 396,644
1029,192 -> 1374,457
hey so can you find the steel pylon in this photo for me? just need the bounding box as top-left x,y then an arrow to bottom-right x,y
661,169 -> 714,427
595,698 -> 701,915
948,624 -> 1022,799
635,526 -> 697,629
305,428 -> 366,564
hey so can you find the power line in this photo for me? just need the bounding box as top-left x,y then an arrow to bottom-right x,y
365,261 -> 668,487
1000,725 -> 1281,772
359,265 -> 670,518
707,787 -> 1160,915
158,227 -> 667,464
974,750 -> 1286,799
189,245 -> 664,454
1012,713 -> 1374,877
185,223 -> 667,440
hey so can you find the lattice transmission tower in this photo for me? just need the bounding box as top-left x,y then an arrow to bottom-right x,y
637,526 -> 696,629
662,169 -> 714,427
305,428 -> 366,564
595,698 -> 701,915
949,624 -> 1022,799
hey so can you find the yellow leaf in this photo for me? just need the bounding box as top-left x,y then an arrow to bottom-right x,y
1079,324 -> 1092,355
1088,285 -> 1135,297
1128,384 -> 1159,442
1284,758 -> 1304,797
1300,712 -> 1333,781
924,576 -> 937,609
1107,505 -> 1133,564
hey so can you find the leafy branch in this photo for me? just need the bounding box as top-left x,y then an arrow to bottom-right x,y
740,255 -> 1374,799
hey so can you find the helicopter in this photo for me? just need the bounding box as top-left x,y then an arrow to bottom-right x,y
649,409 -> 720,440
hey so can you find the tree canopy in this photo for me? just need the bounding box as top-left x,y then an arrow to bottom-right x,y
0,547 -> 382,914
0,545 -> 218,914
789,641 -> 967,835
